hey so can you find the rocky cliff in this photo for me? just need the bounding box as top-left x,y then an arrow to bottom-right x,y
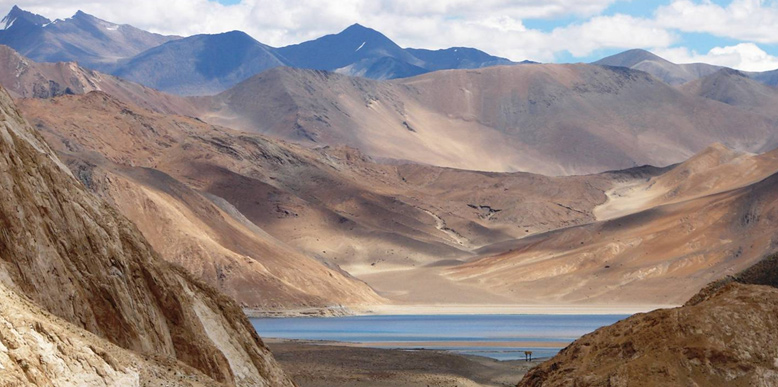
0,85 -> 293,385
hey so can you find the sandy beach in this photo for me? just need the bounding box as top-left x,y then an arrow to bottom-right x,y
266,338 -> 543,386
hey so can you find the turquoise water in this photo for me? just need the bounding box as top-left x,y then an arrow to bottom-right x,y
251,314 -> 628,360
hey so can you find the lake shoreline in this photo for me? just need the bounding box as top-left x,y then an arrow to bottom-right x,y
250,313 -> 632,362
244,303 -> 675,318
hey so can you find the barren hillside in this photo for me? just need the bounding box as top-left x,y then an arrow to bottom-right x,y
205,65 -> 778,175
448,145 -> 778,305
19,91 -> 647,307
0,45 -> 199,114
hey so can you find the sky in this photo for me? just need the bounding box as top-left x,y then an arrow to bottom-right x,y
5,0 -> 778,71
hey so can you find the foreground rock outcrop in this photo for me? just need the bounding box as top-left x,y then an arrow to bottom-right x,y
518,256 -> 778,387
0,281 -> 223,386
0,85 -> 293,385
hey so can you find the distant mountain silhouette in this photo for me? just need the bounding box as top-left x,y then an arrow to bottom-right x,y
406,47 -> 514,71
278,24 -> 423,76
594,49 -> 722,85
112,30 -> 287,95
0,8 -> 525,93
277,23 -> 517,79
1,5 -> 49,29
0,7 -> 177,70
595,48 -> 778,87
747,68 -> 778,86
112,22 -> 522,94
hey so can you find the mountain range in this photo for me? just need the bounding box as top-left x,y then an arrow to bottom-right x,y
6,43 -> 778,306
0,7 -> 518,95
4,4 -> 778,384
4,41 -> 778,176
203,62 -> 778,175
595,48 -> 778,87
4,6 -> 776,97
0,6 -> 178,71
112,30 -> 288,95
15,75 -> 778,309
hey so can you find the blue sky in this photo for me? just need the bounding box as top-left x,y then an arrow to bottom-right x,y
7,0 -> 778,71
519,0 -> 778,63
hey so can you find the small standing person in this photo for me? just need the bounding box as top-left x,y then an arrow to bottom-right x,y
524,350 -> 533,361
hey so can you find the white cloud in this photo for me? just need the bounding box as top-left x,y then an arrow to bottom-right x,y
548,14 -> 675,58
655,43 -> 778,72
656,0 -> 778,43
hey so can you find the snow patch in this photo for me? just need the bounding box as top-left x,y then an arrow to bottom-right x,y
356,41 -> 366,52
105,24 -> 119,31
1,18 -> 14,30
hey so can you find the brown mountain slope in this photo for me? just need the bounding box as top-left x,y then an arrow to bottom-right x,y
6,48 -> 778,176
204,65 -> 778,175
18,89 -> 778,308
447,145 -> 778,305
18,91 -> 655,306
203,67 -> 554,174
680,68 -> 778,116
519,251 -> 778,386
18,91 -> 382,311
0,87 -> 292,385
517,282 -> 778,387
0,44 -> 199,115
594,49 -> 722,85
594,143 -> 778,220
402,65 -> 777,173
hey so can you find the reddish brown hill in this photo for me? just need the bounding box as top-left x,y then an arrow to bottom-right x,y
0,44 -> 199,115
448,144 -> 778,305
18,91 -> 383,311
518,282 -> 778,387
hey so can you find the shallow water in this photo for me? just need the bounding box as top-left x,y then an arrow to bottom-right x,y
251,314 -> 628,360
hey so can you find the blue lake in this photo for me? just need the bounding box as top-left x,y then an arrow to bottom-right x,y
251,314 -> 629,360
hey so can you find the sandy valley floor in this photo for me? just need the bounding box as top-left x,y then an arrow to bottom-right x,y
267,339 -> 541,386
